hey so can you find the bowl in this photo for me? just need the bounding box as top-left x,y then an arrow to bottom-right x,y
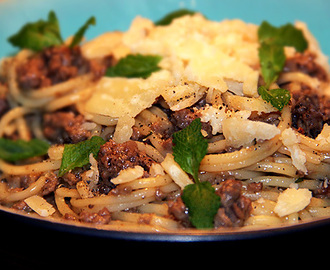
0,0 -> 329,244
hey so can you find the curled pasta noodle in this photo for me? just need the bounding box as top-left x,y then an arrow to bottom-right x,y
0,107 -> 36,137
0,159 -> 61,175
3,175 -> 46,202
278,72 -> 320,89
246,176 -> 321,190
55,194 -> 78,218
111,211 -> 180,230
70,188 -> 157,208
200,106 -> 291,171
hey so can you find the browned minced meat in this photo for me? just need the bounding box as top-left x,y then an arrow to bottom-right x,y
16,46 -> 88,90
313,184 -> 330,198
214,179 -> 252,228
12,200 -> 33,212
284,51 -> 328,81
170,108 -> 212,137
16,45 -> 111,91
249,111 -> 281,126
43,111 -> 91,144
170,108 -> 199,130
78,207 -> 111,224
0,82 -> 9,118
97,139 -> 155,194
167,197 -> 190,227
168,179 -> 252,228
41,172 -> 59,196
290,85 -> 330,139
281,51 -> 330,138
4,172 -> 58,195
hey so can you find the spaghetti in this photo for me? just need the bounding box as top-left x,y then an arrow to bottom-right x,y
0,11 -> 329,231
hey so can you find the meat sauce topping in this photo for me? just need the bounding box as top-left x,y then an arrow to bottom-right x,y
283,52 -> 330,139
16,45 -> 111,91
1,43 -> 329,227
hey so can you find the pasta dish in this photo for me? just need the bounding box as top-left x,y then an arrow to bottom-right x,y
0,10 -> 329,232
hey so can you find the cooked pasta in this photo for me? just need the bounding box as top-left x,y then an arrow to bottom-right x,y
0,10 -> 329,232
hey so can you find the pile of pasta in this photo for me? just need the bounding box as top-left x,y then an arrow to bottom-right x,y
0,13 -> 329,231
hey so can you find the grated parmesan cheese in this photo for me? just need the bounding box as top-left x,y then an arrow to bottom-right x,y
199,104 -> 227,135
222,113 -> 280,148
274,187 -> 312,217
84,71 -> 171,118
111,165 -> 145,185
82,14 -> 263,121
280,128 -> 307,174
24,195 -> 55,217
315,123 -> 330,145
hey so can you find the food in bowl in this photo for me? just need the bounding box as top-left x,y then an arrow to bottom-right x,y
0,9 -> 329,231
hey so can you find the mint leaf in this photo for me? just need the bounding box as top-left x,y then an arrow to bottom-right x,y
8,10 -> 63,51
258,21 -> 308,52
172,118 -> 208,182
59,136 -> 105,176
182,181 -> 221,229
69,16 -> 96,48
0,138 -> 50,162
259,42 -> 286,88
258,85 -> 291,111
172,118 -> 220,229
257,21 -> 305,109
105,54 -> 162,79
258,21 -> 308,88
155,9 -> 197,26
8,11 -> 96,52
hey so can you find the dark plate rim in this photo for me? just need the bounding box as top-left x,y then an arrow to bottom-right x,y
1,205 -> 329,242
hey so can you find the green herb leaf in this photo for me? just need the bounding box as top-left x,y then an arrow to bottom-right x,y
59,136 -> 105,176
257,21 -> 308,88
259,42 -> 286,88
258,21 -> 308,53
0,138 -> 50,162
172,118 -> 220,229
258,85 -> 291,111
8,10 -> 63,51
155,9 -> 197,26
172,118 -> 208,182
105,54 -> 162,79
182,181 -> 221,229
69,16 -> 96,48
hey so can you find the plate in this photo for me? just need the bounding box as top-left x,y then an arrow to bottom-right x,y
1,204 -> 330,242
0,0 -> 329,242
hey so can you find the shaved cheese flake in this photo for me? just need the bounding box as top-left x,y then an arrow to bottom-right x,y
315,124 -> 330,146
111,165 -> 145,185
280,128 -> 307,174
24,195 -> 55,217
183,47 -> 259,96
274,188 -> 312,217
162,83 -> 205,111
84,74 -> 167,118
123,14 -> 260,99
222,115 -> 280,148
87,153 -> 99,190
76,181 -> 94,199
199,104 -> 227,135
223,94 -> 278,113
113,113 -> 135,143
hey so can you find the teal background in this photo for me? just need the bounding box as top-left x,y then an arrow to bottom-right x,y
1,0 -> 329,58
